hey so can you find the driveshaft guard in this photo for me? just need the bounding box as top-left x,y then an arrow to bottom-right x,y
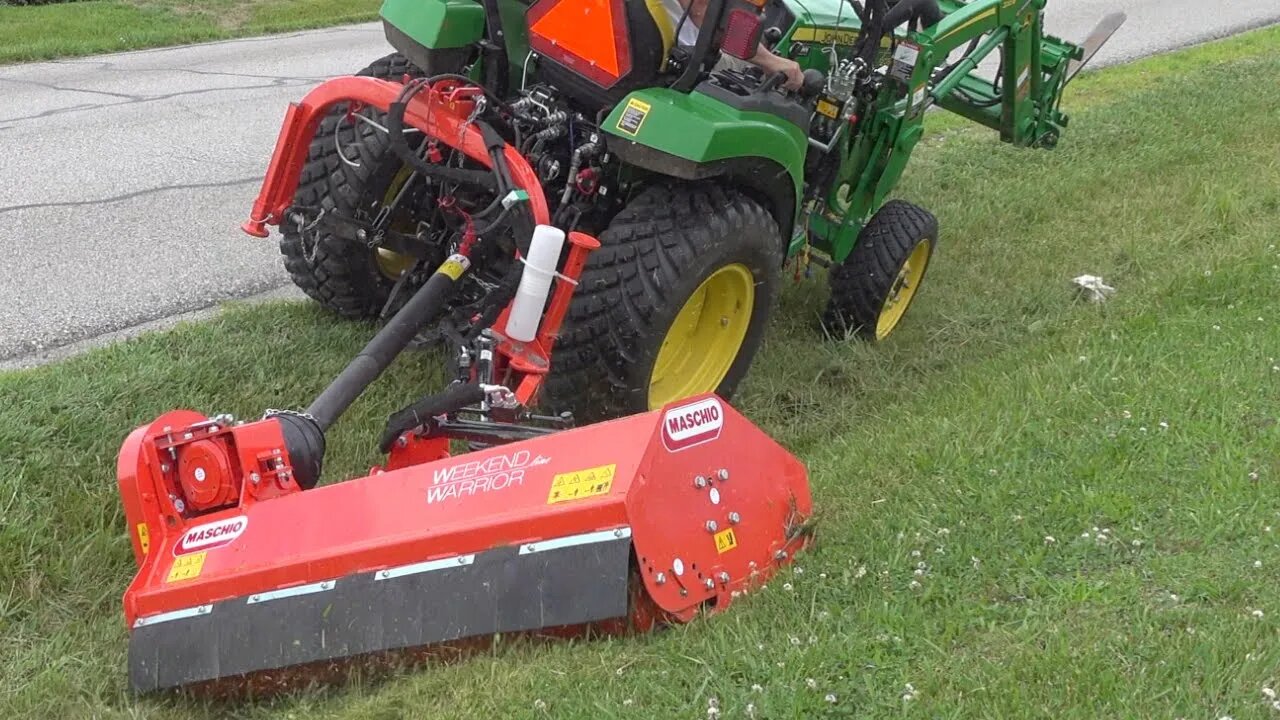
119,394 -> 811,691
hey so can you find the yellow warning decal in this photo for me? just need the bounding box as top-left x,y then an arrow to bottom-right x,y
615,99 -> 651,136
437,254 -> 471,281
136,523 -> 150,556
166,551 -> 206,583
714,528 -> 738,554
816,98 -> 840,119
547,463 -> 617,504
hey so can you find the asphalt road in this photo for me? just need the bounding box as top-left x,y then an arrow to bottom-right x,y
1,3 -> 1279,363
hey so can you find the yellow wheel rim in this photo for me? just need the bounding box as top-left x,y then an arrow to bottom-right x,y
374,165 -> 416,280
648,264 -> 755,409
875,240 -> 931,341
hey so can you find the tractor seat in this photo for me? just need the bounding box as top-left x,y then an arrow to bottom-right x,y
527,0 -> 677,108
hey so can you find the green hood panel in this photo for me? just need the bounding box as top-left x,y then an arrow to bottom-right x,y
604,88 -> 806,177
783,0 -> 863,29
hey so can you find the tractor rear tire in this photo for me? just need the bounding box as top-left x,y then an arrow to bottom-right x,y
545,184 -> 783,424
823,200 -> 937,340
278,53 -> 445,319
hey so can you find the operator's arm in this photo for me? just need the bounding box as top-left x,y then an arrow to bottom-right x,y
676,0 -> 803,90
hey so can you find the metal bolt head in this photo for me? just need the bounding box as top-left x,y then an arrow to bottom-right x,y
356,228 -> 368,241
613,529 -> 624,538
160,464 -> 170,473
251,595 -> 260,602
655,572 -> 666,585
705,520 -> 719,533
694,475 -> 708,489
397,436 -> 408,448
380,570 -> 391,579
729,512 -> 741,524
172,497 -> 186,513
704,578 -> 715,590
249,472 -> 261,485
774,550 -> 788,561
718,571 -> 730,584
717,468 -> 730,481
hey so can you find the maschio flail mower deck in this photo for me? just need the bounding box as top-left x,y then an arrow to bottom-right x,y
116,75 -> 813,693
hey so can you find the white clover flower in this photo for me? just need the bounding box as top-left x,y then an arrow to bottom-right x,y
790,636 -> 801,646
1250,471 -> 1260,481
806,678 -> 817,689
1122,410 -> 1132,419
1159,421 -> 1169,429
909,580 -> 922,590
746,703 -> 757,718
1255,560 -> 1263,569
783,582 -> 794,591
855,565 -> 868,579
825,694 -> 838,704
911,550 -> 922,558
937,528 -> 951,536
971,556 -> 981,568
1252,609 -> 1265,619
1044,535 -> 1057,544
751,683 -> 763,692
1262,687 -> 1276,700
794,566 -> 804,575
1082,532 -> 1091,539
914,568 -> 926,577
1132,539 -> 1143,547
534,699 -> 547,710
623,699 -> 634,706
819,573 -> 828,579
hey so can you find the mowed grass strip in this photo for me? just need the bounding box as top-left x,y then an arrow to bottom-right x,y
2,25 -> 1279,720
0,0 -> 381,64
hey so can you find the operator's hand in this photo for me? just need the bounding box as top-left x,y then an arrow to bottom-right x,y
775,58 -> 805,92
753,48 -> 805,92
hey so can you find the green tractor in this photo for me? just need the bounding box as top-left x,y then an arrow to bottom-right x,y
275,0 -> 1123,421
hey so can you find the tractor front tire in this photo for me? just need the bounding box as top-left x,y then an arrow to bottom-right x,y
546,185 -> 783,424
278,53 -> 437,319
823,200 -> 937,340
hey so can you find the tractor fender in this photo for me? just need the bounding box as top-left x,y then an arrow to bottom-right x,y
380,0 -> 486,51
603,88 -> 807,241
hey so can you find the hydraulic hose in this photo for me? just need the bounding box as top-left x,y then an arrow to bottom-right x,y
379,382 -> 488,452
385,101 -> 500,192
306,255 -> 472,431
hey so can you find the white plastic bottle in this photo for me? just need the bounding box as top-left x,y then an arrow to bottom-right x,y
504,224 -> 566,342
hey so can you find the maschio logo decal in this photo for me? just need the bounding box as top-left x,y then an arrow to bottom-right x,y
174,516 -> 247,556
662,397 -> 724,452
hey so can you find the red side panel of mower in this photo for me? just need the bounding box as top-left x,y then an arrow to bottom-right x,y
118,395 -> 811,692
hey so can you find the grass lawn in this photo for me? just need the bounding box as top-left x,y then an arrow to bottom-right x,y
0,0 -> 381,64
3,25 -> 1280,720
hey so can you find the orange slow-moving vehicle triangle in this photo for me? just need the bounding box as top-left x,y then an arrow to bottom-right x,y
529,0 -> 622,76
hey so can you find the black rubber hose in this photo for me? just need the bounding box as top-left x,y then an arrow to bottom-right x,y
307,259 -> 469,431
883,0 -> 942,29
386,101 -> 500,191
380,382 -> 488,452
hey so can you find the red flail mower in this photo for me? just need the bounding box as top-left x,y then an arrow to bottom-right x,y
116,76 -> 813,693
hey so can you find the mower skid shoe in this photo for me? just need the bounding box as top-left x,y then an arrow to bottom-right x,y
1067,12 -> 1127,82
121,394 -> 811,693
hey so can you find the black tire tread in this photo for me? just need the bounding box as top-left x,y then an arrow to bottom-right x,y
823,200 -> 938,339
545,184 -> 782,422
278,53 -> 428,319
